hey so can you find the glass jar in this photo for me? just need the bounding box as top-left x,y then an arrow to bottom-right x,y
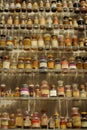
64,34 -> 72,49
53,112 -> 60,128
80,84 -> 86,97
57,80 -> 65,97
73,18 -> 78,30
55,58 -> 61,72
60,117 -> 66,129
0,57 -> 3,69
57,0 -> 62,12
4,2 -> 9,12
37,35 -> 45,51
27,0 -> 32,12
58,35 -> 64,47
65,85 -> 72,97
78,17 -> 84,31
68,1 -> 73,12
39,16 -> 46,29
23,111 -> 31,129
66,118 -> 72,128
84,38 -> 87,51
80,0 -> 87,13
76,56 -> 83,69
53,15 -> 59,29
14,87 -> 20,97
17,57 -> 24,69
3,56 -> 10,69
27,17 -> 33,29
0,35 -> 6,47
72,83 -> 80,97
62,0 -> 68,12
29,84 -> 34,97
51,1 -> 57,12
48,116 -> 55,129
61,56 -> 69,72
10,57 -> 17,69
35,84 -> 40,97
9,114 -> 15,129
39,55 -> 47,70
7,15 -> 13,25
0,84 -> 6,97
44,34 -> 51,50
46,16 -> 53,30
41,113 -> 48,128
15,0 -> 21,12
81,112 -> 87,128
50,84 -> 57,97
51,35 -> 58,50
6,36 -> 13,49
15,109 -> 23,128
72,107 -> 81,128
1,112 -> 9,129
20,84 -> 29,97
31,112 -> 40,128
69,57 -> 76,71
24,57 -> 32,70
41,80 -> 49,97
9,0 -> 15,12
32,56 -> 39,69
47,54 -> 54,69
72,35 -> 78,50
14,15 -> 20,26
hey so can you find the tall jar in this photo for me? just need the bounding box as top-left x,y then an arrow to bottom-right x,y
1,112 -> 9,129
72,107 -> 81,128
23,37 -> 31,50
23,111 -> 31,129
72,83 -> 80,97
47,54 -> 54,69
15,109 -> 23,128
37,35 -> 45,51
9,114 -> 15,129
57,80 -> 65,97
31,112 -> 40,128
3,56 -> 10,69
41,113 -> 48,128
17,56 -> 24,69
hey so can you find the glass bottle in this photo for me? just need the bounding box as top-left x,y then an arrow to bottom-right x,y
51,35 -> 58,50
14,87 -> 20,97
23,111 -> 31,129
31,35 -> 38,50
48,116 -> 55,129
47,54 -> 54,69
65,85 -> 72,97
83,57 -> 87,70
9,0 -> 15,12
60,117 -> 66,129
15,109 -> 23,128
72,35 -> 78,50
29,84 -> 34,97
73,18 -> 78,30
44,33 -> 51,50
0,35 -> 6,47
10,56 -> 17,69
55,58 -> 61,72
81,112 -> 87,128
27,17 -> 33,29
35,84 -> 40,97
80,0 -> 87,13
39,0 -> 44,12
57,0 -> 62,12
37,35 -> 45,51
39,16 -> 46,29
41,113 -> 48,128
80,84 -> 86,97
24,57 -> 32,70
45,0 -> 50,12
41,80 -> 49,97
0,84 -> 6,97
66,118 -> 72,128
17,56 -> 24,69
32,2 -> 39,12
51,0 -> 57,12
39,55 -> 47,70
6,36 -> 13,50
46,16 -> 53,30
57,80 -> 65,97
50,84 -> 57,97
78,17 -> 84,31
1,112 -> 9,129
21,0 -> 26,12
68,1 -> 74,12
27,0 -> 32,12
64,34 -> 72,50
61,56 -> 69,73
76,56 -> 83,69
9,114 -> 15,129
71,107 -> 81,128
4,1 -> 9,12
53,112 -> 60,128
15,0 -> 21,12
69,57 -> 77,72
23,37 -> 31,50
73,0 -> 80,13
7,15 -> 13,25
32,56 -> 39,70
62,0 -> 68,12
14,15 -> 20,26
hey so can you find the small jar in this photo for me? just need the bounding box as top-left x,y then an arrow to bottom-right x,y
72,83 -> 80,97
1,112 -> 9,129
21,0 -> 26,12
57,0 -> 62,12
15,109 -> 23,128
81,112 -> 87,128
29,84 -> 34,97
72,107 -> 81,128
65,85 -> 72,97
51,1 -> 57,12
55,58 -> 61,72
27,0 -> 32,12
39,55 -> 47,70
32,2 -> 39,12
39,0 -> 44,12
31,36 -> 38,50
76,56 -> 83,69
41,80 -> 49,97
23,111 -> 31,129
47,54 -> 54,69
45,0 -> 51,12
57,80 -> 65,97
0,84 -> 6,97
32,56 -> 39,69
41,113 -> 48,128
69,57 -> 77,71
35,84 -> 40,97
37,35 -> 45,51
61,56 -> 69,72
51,35 -> 58,50
17,57 -> 24,69
31,112 -> 40,128
9,114 -> 15,129
7,15 -> 13,25
60,117 -> 66,129
3,56 -> 10,69
44,34 -> 51,50
80,84 -> 86,97
24,57 -> 32,70
20,84 -> 29,97
50,84 -> 57,97
23,37 -> 31,50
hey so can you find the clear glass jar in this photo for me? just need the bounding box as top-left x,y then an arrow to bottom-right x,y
20,84 -> 29,97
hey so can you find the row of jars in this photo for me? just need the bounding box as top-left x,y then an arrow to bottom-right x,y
0,107 -> 87,129
0,34 -> 87,50
0,80 -> 87,98
0,14 -> 87,30
0,0 -> 87,13
0,55 -> 87,70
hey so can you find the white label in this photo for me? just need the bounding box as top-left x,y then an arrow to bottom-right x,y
24,117 -> 31,127
62,64 -> 68,69
10,3 -> 15,9
31,40 -> 38,48
52,40 -> 58,48
38,40 -> 44,48
40,62 -> 47,68
3,61 -> 10,69
82,122 -> 87,127
5,3 -> 9,9
50,90 -> 57,97
55,64 -> 61,70
51,3 -> 57,8
69,64 -> 76,69
27,3 -> 32,9
21,91 -> 29,96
